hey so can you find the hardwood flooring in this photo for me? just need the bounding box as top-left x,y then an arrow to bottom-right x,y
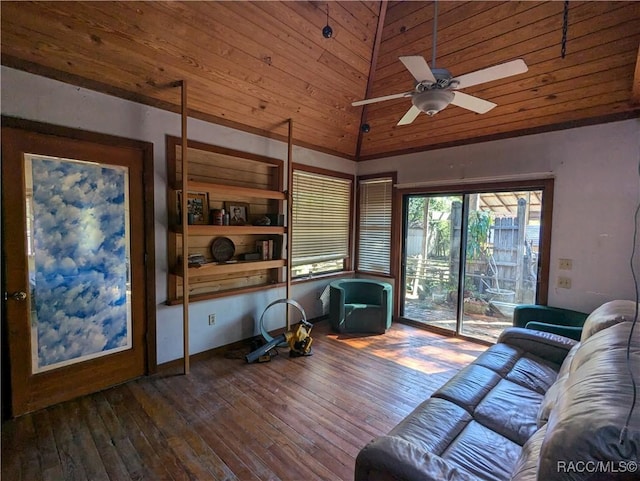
1,320 -> 487,481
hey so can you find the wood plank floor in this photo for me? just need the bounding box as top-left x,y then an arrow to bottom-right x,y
1,320 -> 487,481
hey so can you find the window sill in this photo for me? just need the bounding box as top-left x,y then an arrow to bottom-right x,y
355,271 -> 394,279
292,270 -> 355,285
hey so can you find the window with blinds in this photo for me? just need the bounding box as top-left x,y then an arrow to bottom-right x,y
291,169 -> 352,277
357,177 -> 393,274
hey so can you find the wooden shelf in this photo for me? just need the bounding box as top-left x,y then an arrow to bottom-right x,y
177,181 -> 286,200
173,259 -> 286,277
172,225 -> 285,235
165,281 -> 287,306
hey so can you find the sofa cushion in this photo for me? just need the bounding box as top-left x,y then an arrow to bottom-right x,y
474,379 -> 544,445
388,397 -> 472,454
573,313 -> 637,372
505,354 -> 558,394
473,343 -> 521,375
355,436 -> 479,481
432,364 -> 502,413
580,299 -> 638,341
442,420 -> 522,481
510,424 -> 547,481
538,321 -> 640,480
557,340 -> 581,377
429,339 -> 559,452
536,372 -> 568,428
535,340 -> 582,427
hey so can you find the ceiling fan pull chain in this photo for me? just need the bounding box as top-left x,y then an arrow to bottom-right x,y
561,0 -> 569,59
431,0 -> 439,68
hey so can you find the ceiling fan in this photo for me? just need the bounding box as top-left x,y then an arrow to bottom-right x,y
352,2 -> 529,125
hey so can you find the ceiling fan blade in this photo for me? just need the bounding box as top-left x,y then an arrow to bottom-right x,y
450,91 -> 496,114
397,105 -> 422,125
352,91 -> 412,107
453,59 -> 528,90
399,56 -> 436,83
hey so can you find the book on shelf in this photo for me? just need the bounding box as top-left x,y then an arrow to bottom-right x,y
268,239 -> 274,260
176,253 -> 208,270
255,239 -> 275,260
272,237 -> 282,260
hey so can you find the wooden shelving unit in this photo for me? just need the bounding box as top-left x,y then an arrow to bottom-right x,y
166,136 -> 287,304
168,89 -> 294,375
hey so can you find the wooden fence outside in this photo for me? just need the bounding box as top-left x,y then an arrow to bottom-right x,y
406,198 -> 537,304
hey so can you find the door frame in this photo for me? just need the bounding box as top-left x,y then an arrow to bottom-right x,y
1,116 -> 157,418
397,178 -> 554,335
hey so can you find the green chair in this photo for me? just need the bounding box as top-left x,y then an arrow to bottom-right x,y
329,279 -> 392,334
512,304 -> 589,341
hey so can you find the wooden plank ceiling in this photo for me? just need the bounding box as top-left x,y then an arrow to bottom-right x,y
2,1 -> 639,161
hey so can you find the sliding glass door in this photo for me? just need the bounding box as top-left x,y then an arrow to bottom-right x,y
403,195 -> 462,333
402,186 -> 548,343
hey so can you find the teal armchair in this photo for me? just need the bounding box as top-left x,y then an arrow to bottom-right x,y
329,279 -> 392,334
513,304 -> 589,341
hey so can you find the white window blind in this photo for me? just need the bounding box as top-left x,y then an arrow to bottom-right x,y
357,177 -> 392,274
292,170 -> 351,270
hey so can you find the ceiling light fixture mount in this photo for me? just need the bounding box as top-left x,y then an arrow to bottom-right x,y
322,4 -> 333,38
412,90 -> 454,117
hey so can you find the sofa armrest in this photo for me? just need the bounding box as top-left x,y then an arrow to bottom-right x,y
380,284 -> 392,327
355,436 -> 477,481
524,321 -> 583,341
498,327 -> 577,366
328,285 -> 345,331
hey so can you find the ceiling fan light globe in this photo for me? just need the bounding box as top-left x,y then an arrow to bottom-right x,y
412,90 -> 454,116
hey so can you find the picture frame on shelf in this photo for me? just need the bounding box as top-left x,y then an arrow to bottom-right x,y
179,191 -> 209,225
224,201 -> 249,225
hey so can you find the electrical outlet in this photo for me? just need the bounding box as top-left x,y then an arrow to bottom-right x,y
208,313 -> 216,325
558,258 -> 573,270
557,276 -> 572,289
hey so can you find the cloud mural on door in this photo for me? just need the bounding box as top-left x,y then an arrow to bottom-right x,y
26,155 -> 132,373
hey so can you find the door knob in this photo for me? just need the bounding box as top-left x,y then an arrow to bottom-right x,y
4,291 -> 27,301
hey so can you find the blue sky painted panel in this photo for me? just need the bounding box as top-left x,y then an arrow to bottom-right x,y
28,155 -> 131,372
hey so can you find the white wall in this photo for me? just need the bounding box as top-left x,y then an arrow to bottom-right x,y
1,66 -> 356,364
4,66 -> 638,364
359,119 -> 640,313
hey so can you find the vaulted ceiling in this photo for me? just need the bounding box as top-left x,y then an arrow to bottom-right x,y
2,1 -> 639,161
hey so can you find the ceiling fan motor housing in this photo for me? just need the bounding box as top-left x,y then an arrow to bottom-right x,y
412,90 -> 455,116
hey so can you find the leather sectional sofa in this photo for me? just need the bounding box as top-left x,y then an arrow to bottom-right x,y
355,300 -> 639,481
